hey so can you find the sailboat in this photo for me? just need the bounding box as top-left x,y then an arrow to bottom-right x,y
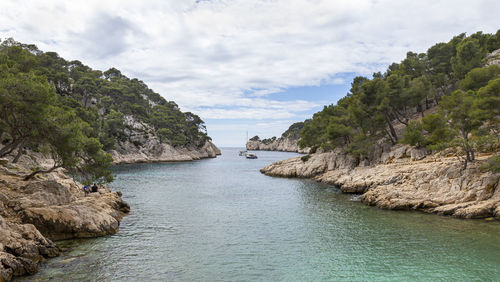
239,131 -> 248,156
242,131 -> 257,159
245,153 -> 258,159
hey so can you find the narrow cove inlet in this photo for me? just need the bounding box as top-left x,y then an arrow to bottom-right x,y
22,148 -> 500,281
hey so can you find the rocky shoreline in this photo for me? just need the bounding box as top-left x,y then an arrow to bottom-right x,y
261,145 -> 500,220
0,139 -> 221,281
0,160 -> 130,281
111,140 -> 221,164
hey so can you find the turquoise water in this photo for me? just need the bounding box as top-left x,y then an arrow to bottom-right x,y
21,148 -> 500,281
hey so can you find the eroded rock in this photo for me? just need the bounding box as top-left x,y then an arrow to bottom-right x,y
261,147 -> 500,219
0,162 -> 130,280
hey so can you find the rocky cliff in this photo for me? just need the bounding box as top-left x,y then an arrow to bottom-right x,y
246,137 -> 309,153
0,156 -> 130,281
261,145 -> 500,220
111,139 -> 221,164
111,114 -> 221,164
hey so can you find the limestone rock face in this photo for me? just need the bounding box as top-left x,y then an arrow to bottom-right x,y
112,114 -> 221,165
261,148 -> 357,178
261,145 -> 500,219
0,218 -> 59,281
246,137 -> 310,153
110,140 -> 221,164
486,48 -> 500,66
0,162 -> 130,280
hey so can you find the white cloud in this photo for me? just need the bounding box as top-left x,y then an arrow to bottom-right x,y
1,0 -> 499,146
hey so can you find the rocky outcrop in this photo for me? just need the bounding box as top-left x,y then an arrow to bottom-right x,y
261,147 -> 357,178
486,48 -> 500,66
246,137 -> 309,153
111,115 -> 221,164
0,217 -> 59,281
111,139 -> 221,164
261,145 -> 500,219
0,158 -> 130,280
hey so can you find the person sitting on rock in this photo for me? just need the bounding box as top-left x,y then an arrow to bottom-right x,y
83,185 -> 90,195
91,183 -> 98,193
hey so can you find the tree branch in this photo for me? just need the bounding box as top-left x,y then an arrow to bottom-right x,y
23,164 -> 62,181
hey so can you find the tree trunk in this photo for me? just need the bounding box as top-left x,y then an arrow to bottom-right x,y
12,139 -> 26,163
392,109 -> 409,126
0,138 -> 24,158
417,104 -> 424,117
385,114 -> 398,142
24,165 -> 61,181
384,128 -> 396,145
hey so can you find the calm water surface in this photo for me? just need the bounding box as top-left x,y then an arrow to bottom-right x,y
21,148 -> 500,281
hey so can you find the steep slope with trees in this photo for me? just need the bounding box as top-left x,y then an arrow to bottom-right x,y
261,30 -> 500,219
0,38 -> 220,179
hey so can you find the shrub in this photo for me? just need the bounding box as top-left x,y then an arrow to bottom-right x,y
401,120 -> 427,148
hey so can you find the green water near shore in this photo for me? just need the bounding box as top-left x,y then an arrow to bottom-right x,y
20,148 -> 500,281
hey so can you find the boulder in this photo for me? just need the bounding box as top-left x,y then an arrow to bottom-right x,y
410,147 -> 428,161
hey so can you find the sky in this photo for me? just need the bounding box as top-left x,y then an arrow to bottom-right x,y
1,1 -> 499,147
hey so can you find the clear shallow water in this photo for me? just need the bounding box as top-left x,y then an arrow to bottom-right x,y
21,148 -> 500,281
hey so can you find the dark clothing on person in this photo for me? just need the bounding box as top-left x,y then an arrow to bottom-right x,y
91,184 -> 98,193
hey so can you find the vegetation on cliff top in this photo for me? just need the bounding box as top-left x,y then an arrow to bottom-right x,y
297,30 -> 500,170
249,121 -> 308,145
0,38 -> 211,183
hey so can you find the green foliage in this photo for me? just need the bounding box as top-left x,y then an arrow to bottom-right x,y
0,71 -> 56,144
421,113 -> 453,148
481,156 -> 500,173
474,78 -> 500,133
261,136 -> 277,145
294,30 -> 499,166
157,128 -> 172,143
421,89 -> 489,169
0,38 -> 212,182
281,122 -> 306,139
451,37 -> 484,79
346,134 -> 375,159
301,155 -> 311,162
460,65 -> 500,91
249,135 -> 260,141
401,120 -> 426,148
